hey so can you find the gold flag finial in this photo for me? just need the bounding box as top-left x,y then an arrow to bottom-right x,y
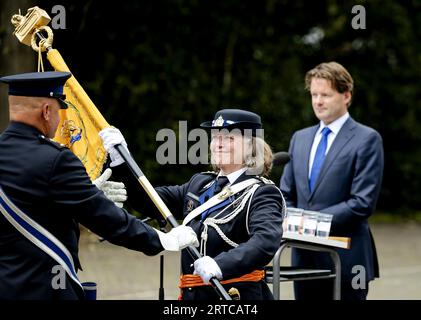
11,6 -> 51,47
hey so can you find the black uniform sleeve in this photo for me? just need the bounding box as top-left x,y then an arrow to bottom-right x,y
49,149 -> 164,256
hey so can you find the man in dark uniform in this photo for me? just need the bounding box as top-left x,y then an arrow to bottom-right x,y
0,71 -> 198,300
100,109 -> 286,300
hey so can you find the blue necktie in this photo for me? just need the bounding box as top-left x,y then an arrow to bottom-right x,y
201,176 -> 229,220
309,127 -> 331,192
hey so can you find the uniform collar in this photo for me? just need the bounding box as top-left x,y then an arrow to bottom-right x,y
6,121 -> 43,137
218,167 -> 247,185
199,168 -> 251,193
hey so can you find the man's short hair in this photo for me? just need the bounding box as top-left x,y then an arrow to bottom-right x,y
305,61 -> 354,95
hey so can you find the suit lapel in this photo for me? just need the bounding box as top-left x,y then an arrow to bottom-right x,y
309,117 -> 356,199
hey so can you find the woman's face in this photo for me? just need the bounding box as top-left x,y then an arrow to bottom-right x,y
210,130 -> 248,174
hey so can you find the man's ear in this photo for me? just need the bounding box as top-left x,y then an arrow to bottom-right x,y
344,91 -> 352,106
41,103 -> 50,121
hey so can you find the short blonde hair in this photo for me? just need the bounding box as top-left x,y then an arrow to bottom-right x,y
305,62 -> 354,105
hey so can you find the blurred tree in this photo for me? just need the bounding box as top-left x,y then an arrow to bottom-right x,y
4,0 -> 417,213
0,0 -> 36,131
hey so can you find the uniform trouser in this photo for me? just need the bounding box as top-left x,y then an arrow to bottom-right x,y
294,278 -> 369,300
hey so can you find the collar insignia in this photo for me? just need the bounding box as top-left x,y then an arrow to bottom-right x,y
218,186 -> 233,200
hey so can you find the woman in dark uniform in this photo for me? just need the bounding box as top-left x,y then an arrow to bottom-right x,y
100,109 -> 285,300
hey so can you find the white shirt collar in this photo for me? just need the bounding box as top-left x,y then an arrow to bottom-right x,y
317,112 -> 350,135
218,167 -> 247,184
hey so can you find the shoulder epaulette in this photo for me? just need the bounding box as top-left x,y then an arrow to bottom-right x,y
38,134 -> 67,150
257,176 -> 275,185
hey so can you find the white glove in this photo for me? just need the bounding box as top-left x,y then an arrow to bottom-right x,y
193,256 -> 223,284
93,168 -> 128,208
98,127 -> 128,167
156,226 -> 199,251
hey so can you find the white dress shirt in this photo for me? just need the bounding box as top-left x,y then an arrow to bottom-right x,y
218,167 -> 247,185
308,112 -> 350,178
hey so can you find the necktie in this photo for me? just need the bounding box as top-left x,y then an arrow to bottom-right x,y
213,176 -> 229,195
201,176 -> 230,220
309,127 -> 331,192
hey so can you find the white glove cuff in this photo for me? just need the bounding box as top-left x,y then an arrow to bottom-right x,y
156,229 -> 179,251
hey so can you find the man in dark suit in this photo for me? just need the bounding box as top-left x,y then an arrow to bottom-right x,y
280,62 -> 384,300
0,71 -> 198,300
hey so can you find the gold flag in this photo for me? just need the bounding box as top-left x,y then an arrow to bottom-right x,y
11,7 -> 109,180
47,49 -> 109,180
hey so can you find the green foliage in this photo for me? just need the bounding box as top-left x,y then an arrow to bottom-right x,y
37,0 -> 421,213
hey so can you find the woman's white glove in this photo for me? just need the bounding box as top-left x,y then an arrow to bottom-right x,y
156,226 -> 199,251
98,127 -> 128,167
93,168 -> 127,208
193,256 -> 223,284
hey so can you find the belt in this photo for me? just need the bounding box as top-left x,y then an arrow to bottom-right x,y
179,270 -> 265,288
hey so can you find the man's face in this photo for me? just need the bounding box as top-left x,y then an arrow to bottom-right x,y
310,78 -> 351,125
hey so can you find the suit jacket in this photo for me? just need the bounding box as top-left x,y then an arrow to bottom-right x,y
0,122 -> 163,300
280,117 -> 384,281
114,166 -> 285,300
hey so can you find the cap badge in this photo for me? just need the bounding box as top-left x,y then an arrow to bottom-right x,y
213,115 -> 225,127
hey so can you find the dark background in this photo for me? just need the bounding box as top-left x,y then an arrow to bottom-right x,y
1,0 -> 420,214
